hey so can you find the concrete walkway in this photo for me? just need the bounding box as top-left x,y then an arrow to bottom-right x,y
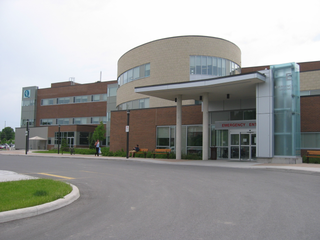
1,149 -> 320,173
0,149 -> 319,223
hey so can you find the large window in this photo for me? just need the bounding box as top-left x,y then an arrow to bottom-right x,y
211,110 -> 256,123
187,126 -> 202,155
41,99 -> 54,105
215,130 -> 228,159
118,98 -> 149,110
301,133 -> 320,149
57,97 -> 71,104
74,118 -> 87,124
156,126 -> 175,150
54,131 -> 74,144
79,132 -> 89,145
190,56 -> 240,80
74,96 -> 88,103
57,118 -> 70,125
41,119 -> 55,125
118,63 -> 151,87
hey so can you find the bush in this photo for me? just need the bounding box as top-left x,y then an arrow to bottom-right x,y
35,147 -> 203,160
302,156 -> 320,164
181,153 -> 202,160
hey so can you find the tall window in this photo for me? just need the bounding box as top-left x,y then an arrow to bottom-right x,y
118,63 -> 151,87
190,56 -> 240,80
156,126 -> 175,150
187,126 -> 202,155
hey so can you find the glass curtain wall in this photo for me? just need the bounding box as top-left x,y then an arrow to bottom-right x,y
272,63 -> 301,156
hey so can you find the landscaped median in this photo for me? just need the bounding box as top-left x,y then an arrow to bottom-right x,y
0,179 -> 80,223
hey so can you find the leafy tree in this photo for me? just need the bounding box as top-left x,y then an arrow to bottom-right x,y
92,122 -> 106,144
0,127 -> 15,141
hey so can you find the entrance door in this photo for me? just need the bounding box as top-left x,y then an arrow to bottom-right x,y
230,131 -> 256,161
67,137 -> 74,148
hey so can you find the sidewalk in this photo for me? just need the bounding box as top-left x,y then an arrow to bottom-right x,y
1,149 -> 320,173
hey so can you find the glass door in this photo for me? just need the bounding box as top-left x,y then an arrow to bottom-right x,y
229,131 -> 256,161
230,133 -> 240,159
67,137 -> 74,148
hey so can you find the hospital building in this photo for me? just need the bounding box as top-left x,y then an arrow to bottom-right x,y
16,36 -> 320,164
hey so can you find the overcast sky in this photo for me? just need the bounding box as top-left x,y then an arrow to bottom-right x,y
1,0 -> 319,131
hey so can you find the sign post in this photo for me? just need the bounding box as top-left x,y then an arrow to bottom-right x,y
126,110 -> 130,159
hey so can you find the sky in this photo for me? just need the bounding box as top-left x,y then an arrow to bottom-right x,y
1,0 -> 320,131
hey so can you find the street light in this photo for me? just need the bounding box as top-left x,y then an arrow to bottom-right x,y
58,125 -> 60,154
25,119 -> 29,155
126,110 -> 130,159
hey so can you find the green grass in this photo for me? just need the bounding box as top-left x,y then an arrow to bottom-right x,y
0,179 -> 72,212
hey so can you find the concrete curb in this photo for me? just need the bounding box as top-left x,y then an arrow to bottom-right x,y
0,183 -> 80,223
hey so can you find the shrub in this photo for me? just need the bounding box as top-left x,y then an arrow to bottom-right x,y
302,156 -> 320,164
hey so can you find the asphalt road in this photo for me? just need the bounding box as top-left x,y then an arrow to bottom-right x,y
1,155 -> 320,240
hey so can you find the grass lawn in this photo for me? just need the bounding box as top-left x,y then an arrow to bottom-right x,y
0,179 -> 72,212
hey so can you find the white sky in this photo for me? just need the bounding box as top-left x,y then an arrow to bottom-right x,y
1,0 -> 320,131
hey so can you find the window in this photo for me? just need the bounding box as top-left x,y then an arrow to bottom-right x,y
118,98 -> 149,110
118,63 -> 151,87
187,126 -> 202,155
145,63 -> 150,77
79,132 -> 89,145
216,130 -> 228,159
41,99 -> 54,105
107,86 -> 117,97
187,126 -> 202,146
190,55 -> 240,80
91,117 -> 100,124
230,111 -> 243,120
92,94 -> 100,102
41,119 -> 54,125
74,118 -> 87,124
54,131 -> 74,144
74,96 -> 88,103
156,126 -> 175,150
57,118 -> 70,125
301,133 -> 320,149
133,67 -> 139,79
57,97 -> 71,104
190,56 -> 195,74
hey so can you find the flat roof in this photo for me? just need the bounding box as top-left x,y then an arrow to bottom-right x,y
135,72 -> 266,102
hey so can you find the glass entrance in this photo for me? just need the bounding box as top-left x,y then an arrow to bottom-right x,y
67,137 -> 74,148
230,131 -> 256,161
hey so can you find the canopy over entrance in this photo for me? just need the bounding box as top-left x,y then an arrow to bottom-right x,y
135,72 -> 266,101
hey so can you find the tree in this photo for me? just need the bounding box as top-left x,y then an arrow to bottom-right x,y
92,122 -> 106,144
0,127 -> 15,141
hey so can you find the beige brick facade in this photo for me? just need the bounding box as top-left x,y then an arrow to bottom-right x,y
300,70 -> 320,91
117,36 -> 241,108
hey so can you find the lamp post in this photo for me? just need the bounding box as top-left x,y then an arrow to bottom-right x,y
58,125 -> 60,154
25,119 -> 29,155
126,110 -> 130,159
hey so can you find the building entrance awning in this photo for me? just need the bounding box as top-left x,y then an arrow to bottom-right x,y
135,72 -> 266,101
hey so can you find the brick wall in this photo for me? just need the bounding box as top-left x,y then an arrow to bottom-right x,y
36,81 -> 117,126
110,105 -> 202,152
301,95 -> 320,132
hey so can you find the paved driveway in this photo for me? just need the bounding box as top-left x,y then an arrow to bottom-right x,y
1,154 -> 320,240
